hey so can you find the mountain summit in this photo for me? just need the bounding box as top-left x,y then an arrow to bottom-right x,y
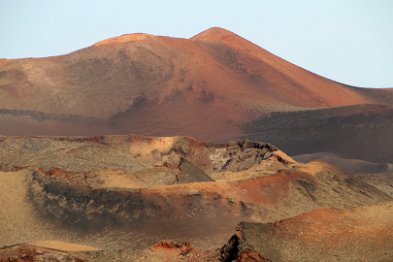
191,26 -> 241,40
0,27 -> 391,143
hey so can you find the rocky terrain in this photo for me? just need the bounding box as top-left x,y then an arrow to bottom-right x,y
1,27 -> 392,262
234,201 -> 393,261
1,27 -> 392,165
0,241 -> 100,262
0,135 -> 392,261
243,104 -> 393,163
294,152 -> 393,197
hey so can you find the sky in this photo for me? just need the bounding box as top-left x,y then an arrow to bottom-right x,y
1,0 -> 392,87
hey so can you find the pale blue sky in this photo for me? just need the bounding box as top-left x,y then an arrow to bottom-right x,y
1,0 -> 392,87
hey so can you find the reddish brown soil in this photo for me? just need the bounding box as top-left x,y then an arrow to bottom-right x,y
237,201 -> 393,261
0,135 -> 391,261
1,27 -> 389,141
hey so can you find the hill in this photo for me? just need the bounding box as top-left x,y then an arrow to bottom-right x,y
235,201 -> 393,261
243,104 -> 393,162
0,135 -> 390,261
1,27 -> 390,142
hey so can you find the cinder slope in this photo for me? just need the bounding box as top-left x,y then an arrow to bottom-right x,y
295,152 -> 393,174
192,27 -> 368,108
350,86 -> 393,106
0,170 -> 50,245
243,104 -> 393,163
29,160 -> 390,230
0,135 -> 391,261
0,27 -> 385,141
236,201 -> 393,262
0,135 -> 390,230
294,152 -> 393,197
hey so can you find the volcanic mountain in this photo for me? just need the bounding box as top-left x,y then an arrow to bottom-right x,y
0,134 -> 391,261
1,27 -> 392,161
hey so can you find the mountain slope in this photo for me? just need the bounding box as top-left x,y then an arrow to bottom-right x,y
192,27 -> 369,108
235,201 -> 393,261
0,135 -> 391,261
1,27 -> 388,141
243,104 -> 393,162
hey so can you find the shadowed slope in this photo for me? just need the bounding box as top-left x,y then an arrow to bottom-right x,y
243,104 -> 393,162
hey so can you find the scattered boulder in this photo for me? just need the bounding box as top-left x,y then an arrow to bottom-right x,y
220,228 -> 270,262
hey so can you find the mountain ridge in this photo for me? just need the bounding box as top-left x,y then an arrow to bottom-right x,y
0,27 -> 392,144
